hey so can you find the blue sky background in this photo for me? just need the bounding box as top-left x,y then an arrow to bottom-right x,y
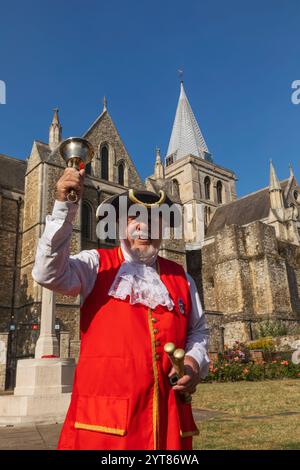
0,0 -> 299,196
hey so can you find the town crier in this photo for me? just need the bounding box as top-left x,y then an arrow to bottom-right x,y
32,166 -> 210,450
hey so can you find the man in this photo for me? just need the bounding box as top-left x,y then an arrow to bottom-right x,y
32,167 -> 210,450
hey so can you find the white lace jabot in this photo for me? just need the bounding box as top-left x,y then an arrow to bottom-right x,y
108,242 -> 174,311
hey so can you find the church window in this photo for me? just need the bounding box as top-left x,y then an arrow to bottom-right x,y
204,176 -> 211,200
204,205 -> 211,233
101,145 -> 109,180
172,179 -> 180,198
82,202 -> 92,239
166,155 -> 174,167
118,162 -> 125,186
217,180 -> 223,204
294,190 -> 299,202
85,162 -> 92,175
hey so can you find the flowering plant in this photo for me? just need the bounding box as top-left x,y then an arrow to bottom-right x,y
206,358 -> 300,382
220,341 -> 251,364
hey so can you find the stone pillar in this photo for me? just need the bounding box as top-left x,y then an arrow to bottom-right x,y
0,333 -> 9,391
59,331 -> 70,359
35,287 -> 59,358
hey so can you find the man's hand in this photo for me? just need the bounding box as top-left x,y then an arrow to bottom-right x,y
168,355 -> 200,395
55,167 -> 85,203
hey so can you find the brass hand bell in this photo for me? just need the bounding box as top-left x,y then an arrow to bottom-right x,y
58,137 -> 95,203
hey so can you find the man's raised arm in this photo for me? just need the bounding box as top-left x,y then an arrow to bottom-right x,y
31,167 -> 99,304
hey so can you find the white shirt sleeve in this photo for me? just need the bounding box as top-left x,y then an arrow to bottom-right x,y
185,273 -> 210,379
31,200 -> 99,307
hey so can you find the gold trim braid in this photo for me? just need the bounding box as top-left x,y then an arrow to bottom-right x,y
147,308 -> 160,450
180,429 -> 200,438
74,421 -> 126,436
128,189 -> 166,208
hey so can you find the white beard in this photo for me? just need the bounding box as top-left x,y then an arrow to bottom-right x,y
120,239 -> 159,266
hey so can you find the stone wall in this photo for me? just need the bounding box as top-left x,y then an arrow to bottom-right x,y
0,333 -> 8,391
202,221 -> 299,317
0,192 -> 24,331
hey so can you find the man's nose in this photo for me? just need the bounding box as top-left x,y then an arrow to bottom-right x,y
136,220 -> 149,231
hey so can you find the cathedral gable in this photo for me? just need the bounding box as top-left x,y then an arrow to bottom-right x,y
83,110 -> 143,189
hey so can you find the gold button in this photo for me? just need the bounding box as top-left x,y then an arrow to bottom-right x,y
153,328 -> 159,334
155,340 -> 161,346
151,318 -> 157,323
155,353 -> 161,360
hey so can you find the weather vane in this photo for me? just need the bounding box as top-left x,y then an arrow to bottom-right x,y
177,69 -> 184,82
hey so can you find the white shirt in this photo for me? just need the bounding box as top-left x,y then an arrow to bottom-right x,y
32,200 -> 210,378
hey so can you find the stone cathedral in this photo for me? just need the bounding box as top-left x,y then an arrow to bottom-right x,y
1,82 -> 300,389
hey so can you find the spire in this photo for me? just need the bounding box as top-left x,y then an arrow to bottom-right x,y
49,108 -> 62,151
154,147 -> 164,179
269,160 -> 281,191
289,162 -> 294,178
103,96 -> 107,113
166,82 -> 210,163
269,160 -> 284,209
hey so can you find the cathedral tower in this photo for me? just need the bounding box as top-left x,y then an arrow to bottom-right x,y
150,82 -> 237,250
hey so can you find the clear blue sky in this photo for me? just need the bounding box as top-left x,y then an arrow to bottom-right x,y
0,0 -> 299,196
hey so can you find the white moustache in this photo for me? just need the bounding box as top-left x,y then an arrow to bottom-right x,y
130,230 -> 149,240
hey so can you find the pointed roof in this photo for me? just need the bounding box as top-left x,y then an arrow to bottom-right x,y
269,160 -> 281,191
51,108 -> 60,125
166,82 -> 209,162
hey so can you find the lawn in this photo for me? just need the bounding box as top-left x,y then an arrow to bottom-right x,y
192,379 -> 300,450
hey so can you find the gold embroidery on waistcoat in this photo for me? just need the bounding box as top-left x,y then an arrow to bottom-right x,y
147,308 -> 160,450
74,422 -> 126,436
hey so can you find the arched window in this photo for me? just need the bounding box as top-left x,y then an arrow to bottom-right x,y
172,179 -> 180,198
118,162 -> 125,186
82,202 -> 92,239
204,206 -> 211,233
101,145 -> 109,180
216,180 -> 223,204
85,162 -> 92,175
204,176 -> 211,200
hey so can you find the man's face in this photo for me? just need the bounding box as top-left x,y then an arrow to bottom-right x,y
124,212 -> 162,260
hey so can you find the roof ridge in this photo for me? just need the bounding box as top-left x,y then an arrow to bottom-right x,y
0,154 -> 27,164
222,178 -> 290,206
83,108 -> 107,137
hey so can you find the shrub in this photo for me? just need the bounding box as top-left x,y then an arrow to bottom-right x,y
247,336 -> 275,352
256,319 -> 288,338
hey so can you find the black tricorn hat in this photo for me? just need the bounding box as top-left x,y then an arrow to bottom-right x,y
96,189 -> 181,228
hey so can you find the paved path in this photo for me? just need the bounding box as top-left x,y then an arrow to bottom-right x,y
0,408 -> 227,450
0,423 -> 63,450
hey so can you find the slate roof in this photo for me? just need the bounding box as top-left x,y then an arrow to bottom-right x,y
0,154 -> 27,192
206,180 -> 290,237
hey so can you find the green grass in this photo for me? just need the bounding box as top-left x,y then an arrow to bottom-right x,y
192,379 -> 300,450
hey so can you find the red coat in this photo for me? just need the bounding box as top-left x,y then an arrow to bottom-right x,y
57,247 -> 199,450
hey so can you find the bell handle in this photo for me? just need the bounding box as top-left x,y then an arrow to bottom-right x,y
65,157 -> 82,204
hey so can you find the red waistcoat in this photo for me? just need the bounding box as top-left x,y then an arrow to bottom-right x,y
57,247 -> 199,450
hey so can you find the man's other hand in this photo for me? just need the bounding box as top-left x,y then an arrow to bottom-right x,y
168,355 -> 200,395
